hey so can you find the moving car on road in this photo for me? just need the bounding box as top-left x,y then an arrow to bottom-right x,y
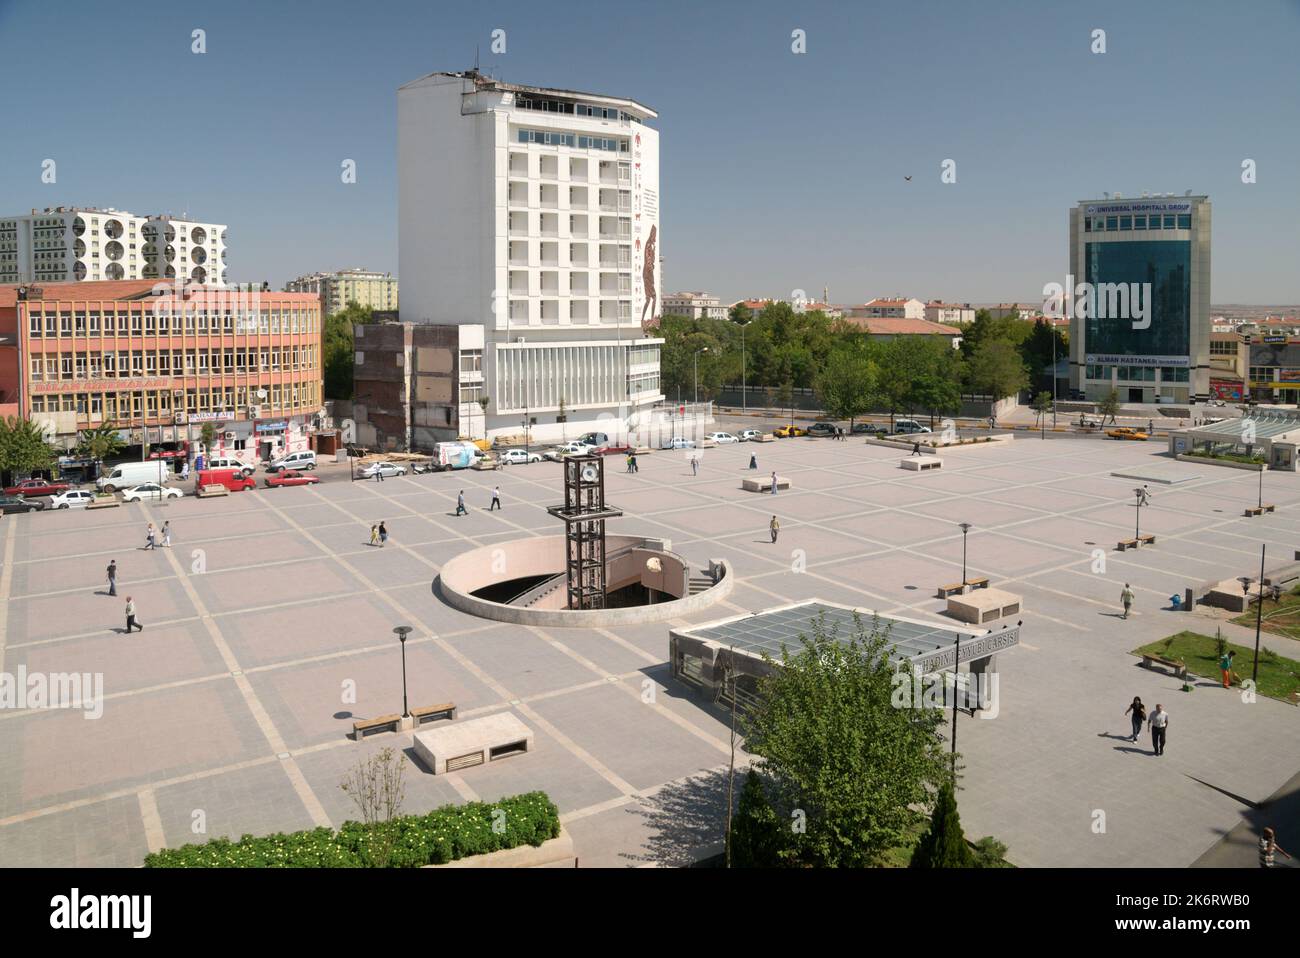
1106,427 -> 1149,441
265,450 -> 317,473
50,489 -> 97,509
0,495 -> 45,514
892,419 -> 932,435
3,478 -> 71,497
738,429 -> 763,442
265,469 -> 320,488
806,422 -> 838,438
706,432 -> 739,444
773,425 -> 806,438
359,461 -> 408,479
544,441 -> 595,461
499,449 -> 543,465
122,483 -> 183,503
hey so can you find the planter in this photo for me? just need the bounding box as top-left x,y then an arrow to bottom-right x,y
1175,454 -> 1265,471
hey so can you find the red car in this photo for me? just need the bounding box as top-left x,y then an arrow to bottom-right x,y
3,478 -> 71,497
264,469 -> 320,488
594,443 -> 632,456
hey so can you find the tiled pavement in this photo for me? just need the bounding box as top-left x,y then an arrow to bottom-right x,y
1,435 -> 1299,867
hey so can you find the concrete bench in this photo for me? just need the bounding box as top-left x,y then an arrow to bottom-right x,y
753,434 -> 776,443
410,702 -> 457,727
1244,504 -> 1276,516
1138,534 -> 1156,546
1140,654 -> 1188,681
900,455 -> 943,472
86,496 -> 121,509
413,712 -> 533,775
352,713 -> 402,740
741,476 -> 791,493
197,484 -> 229,498
947,587 -> 1021,624
1117,539 -> 1138,551
936,577 -> 990,599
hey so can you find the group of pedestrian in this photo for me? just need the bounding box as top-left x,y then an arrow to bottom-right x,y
1122,697 -> 1169,754
104,561 -> 143,633
624,453 -> 639,473
368,522 -> 389,547
143,522 -> 171,550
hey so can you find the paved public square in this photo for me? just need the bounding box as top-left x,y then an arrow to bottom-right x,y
1,432 -> 1298,867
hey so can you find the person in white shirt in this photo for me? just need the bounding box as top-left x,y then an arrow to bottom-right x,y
1147,703 -> 1169,755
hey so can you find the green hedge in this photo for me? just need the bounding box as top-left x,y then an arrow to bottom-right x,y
144,791 -> 561,868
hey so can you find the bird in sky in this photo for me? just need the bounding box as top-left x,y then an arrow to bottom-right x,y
904,175 -> 912,181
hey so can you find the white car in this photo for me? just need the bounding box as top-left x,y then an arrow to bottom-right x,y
500,449 -> 543,465
122,483 -> 183,503
543,442 -> 594,462
662,437 -> 696,450
50,489 -> 97,509
206,456 -> 257,477
738,429 -> 763,442
706,432 -> 739,444
360,461 -> 407,479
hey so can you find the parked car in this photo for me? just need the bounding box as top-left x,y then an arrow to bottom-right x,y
706,432 -> 739,444
0,495 -> 45,514
197,468 -> 257,493
544,442 -> 595,461
266,450 -> 317,473
205,456 -> 257,477
773,425 -> 806,438
122,483 -> 183,503
594,442 -> 632,455
892,419 -> 932,435
806,422 -> 838,438
3,478 -> 71,497
265,469 -> 320,488
738,429 -> 763,442
851,422 -> 887,436
96,460 -> 170,493
499,449 -> 543,465
662,436 -> 697,449
578,432 -> 610,446
1106,427 -> 1149,441
359,461 -> 408,479
50,489 -> 97,509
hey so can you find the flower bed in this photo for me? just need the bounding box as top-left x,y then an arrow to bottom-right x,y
144,791 -> 560,868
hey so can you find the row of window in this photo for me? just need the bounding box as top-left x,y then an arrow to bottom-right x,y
28,382 -> 319,418
29,309 -> 319,337
28,346 -> 319,381
1209,340 -> 1240,355
516,129 -> 629,152
1084,213 -> 1192,233
515,96 -> 639,123
1084,364 -> 1190,382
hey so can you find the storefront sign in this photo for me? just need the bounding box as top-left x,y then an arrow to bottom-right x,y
31,378 -> 171,394
255,421 -> 288,432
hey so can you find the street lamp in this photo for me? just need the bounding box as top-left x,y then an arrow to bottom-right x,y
950,633 -> 962,776
739,322 -> 748,416
694,347 -> 710,405
522,405 -> 530,457
958,522 -> 972,588
1133,486 -> 1149,540
1252,544 -> 1266,684
393,625 -> 413,719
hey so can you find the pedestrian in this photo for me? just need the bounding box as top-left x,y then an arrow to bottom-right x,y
770,471 -> 778,495
180,461 -> 189,481
378,521 -> 388,548
375,464 -> 384,483
161,521 -> 171,548
369,524 -> 379,547
626,454 -> 633,474
1123,696 -> 1146,742
1120,583 -> 1135,619
106,559 -> 117,597
690,456 -> 699,476
1219,649 -> 1236,689
749,453 -> 757,470
911,441 -> 922,456
632,454 -> 639,473
1148,419 -> 1153,435
456,490 -> 467,516
769,516 -> 779,543
1259,826 -> 1292,868
489,486 -> 501,511
1148,704 -> 1169,755
144,523 -> 156,550
125,596 -> 143,633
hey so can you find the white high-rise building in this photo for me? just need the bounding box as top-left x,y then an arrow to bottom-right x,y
396,69 -> 664,442
0,207 -> 227,285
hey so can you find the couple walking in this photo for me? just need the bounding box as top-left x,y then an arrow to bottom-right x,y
369,522 -> 389,547
143,522 -> 171,550
1123,698 -> 1169,755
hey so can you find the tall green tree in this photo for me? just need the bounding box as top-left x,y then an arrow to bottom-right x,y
0,416 -> 56,478
815,345 -> 878,428
1031,391 -> 1054,427
965,339 -> 1028,400
75,423 -> 126,474
728,770 -> 784,868
909,782 -> 975,868
741,613 -> 952,867
1097,388 -> 1121,424
323,302 -> 373,400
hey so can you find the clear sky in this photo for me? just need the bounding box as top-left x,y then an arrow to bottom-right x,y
2,0 -> 1297,304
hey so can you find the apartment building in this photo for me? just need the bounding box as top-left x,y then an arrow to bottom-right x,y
285,268 -> 398,315
924,301 -> 975,325
846,298 -> 926,320
663,291 -> 727,320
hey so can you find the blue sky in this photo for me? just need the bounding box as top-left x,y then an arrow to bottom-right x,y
2,0 -> 1297,304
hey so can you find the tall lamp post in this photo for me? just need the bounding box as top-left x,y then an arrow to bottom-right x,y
739,321 -> 748,416
1133,486 -> 1149,540
522,405 -> 530,457
1250,544 -> 1266,684
694,347 -> 709,405
958,522 -> 972,589
393,625 -> 413,719
950,633 -> 961,776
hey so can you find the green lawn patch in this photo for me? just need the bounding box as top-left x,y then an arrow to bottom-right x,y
1135,632 -> 1300,702
1232,584 -> 1300,641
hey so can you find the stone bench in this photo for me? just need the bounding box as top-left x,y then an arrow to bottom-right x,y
753,434 -> 776,443
900,455 -> 943,472
947,587 -> 1021,624
197,484 -> 229,498
86,496 -> 121,509
936,577 -> 990,599
1140,653 -> 1188,681
1244,504 -> 1276,516
741,476 -> 791,493
352,713 -> 403,740
1117,535 -> 1155,551
410,702 -> 457,727
413,712 -> 533,775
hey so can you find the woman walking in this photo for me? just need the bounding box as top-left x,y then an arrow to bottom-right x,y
161,521 -> 172,548
1123,696 -> 1146,742
369,524 -> 379,547
378,521 -> 389,548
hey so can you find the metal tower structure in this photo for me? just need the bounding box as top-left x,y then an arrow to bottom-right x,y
546,455 -> 623,609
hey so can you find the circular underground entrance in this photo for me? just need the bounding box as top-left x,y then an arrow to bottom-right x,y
436,534 -> 733,626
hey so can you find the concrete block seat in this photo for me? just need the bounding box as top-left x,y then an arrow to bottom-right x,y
900,455 -> 943,472
947,587 -> 1021,624
741,476 -> 791,493
413,712 -> 533,775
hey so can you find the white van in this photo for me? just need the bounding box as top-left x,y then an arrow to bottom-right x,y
97,460 -> 170,493
266,450 -> 317,474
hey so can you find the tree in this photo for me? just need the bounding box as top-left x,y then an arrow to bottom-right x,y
909,782 -> 975,868
815,345 -> 877,428
1031,391 -> 1054,427
75,423 -> 125,475
477,396 -> 491,441
741,613 -> 952,867
971,835 -> 1011,868
199,423 -> 217,461
728,770 -> 784,868
1098,388 -> 1121,424
965,340 -> 1028,401
339,746 -> 407,868
323,302 -> 372,400
0,416 -> 56,479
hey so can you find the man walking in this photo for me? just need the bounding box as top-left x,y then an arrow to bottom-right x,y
690,456 -> 699,476
124,596 -> 143,633
455,490 -> 467,516
375,464 -> 385,483
106,559 -> 118,597
769,516 -> 779,544
489,486 -> 501,511
180,461 -> 190,482
1219,649 -> 1236,688
161,521 -> 171,548
1148,704 -> 1169,756
911,441 -> 922,456
770,471 -> 778,495
1259,826 -> 1292,868
631,454 -> 638,473
749,453 -> 757,470
626,454 -> 633,474
378,521 -> 388,547
144,522 -> 157,550
1120,583 -> 1135,619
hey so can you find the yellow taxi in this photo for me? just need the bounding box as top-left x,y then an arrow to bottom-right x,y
1106,427 -> 1150,441
774,424 -> 807,438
